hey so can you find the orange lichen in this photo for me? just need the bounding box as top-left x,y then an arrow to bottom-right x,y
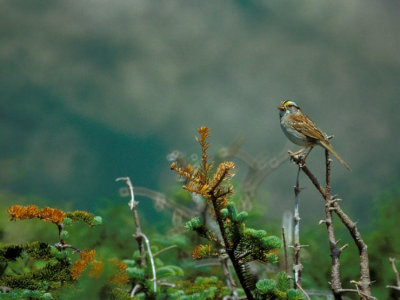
71,260 -> 87,280
110,259 -> 129,286
8,205 -> 41,220
71,249 -> 96,280
8,205 -> 27,220
80,249 -> 96,262
40,207 -> 66,224
89,260 -> 104,278
7,205 -> 66,225
26,205 -> 41,218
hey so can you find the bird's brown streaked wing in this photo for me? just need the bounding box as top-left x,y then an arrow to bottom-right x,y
290,113 -> 327,141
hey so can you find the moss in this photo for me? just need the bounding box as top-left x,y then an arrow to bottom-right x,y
0,244 -> 23,262
65,211 -> 95,227
100,284 -> 131,300
177,276 -> 226,298
0,259 -> 72,290
25,242 -> 53,260
0,242 -> 55,263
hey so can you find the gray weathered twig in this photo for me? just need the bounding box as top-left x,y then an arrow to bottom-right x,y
282,227 -> 289,276
219,249 -> 238,300
218,139 -> 288,210
387,257 -> 400,295
293,166 -> 303,288
116,177 -> 146,267
296,282 -> 311,300
140,232 -> 157,292
291,149 -> 373,299
323,152 -> 344,299
130,284 -> 141,297
116,177 -> 157,294
153,245 -> 178,257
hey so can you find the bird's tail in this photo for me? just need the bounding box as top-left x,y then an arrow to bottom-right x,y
320,140 -> 351,171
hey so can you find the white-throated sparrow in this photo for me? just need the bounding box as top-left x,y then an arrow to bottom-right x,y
278,100 -> 351,171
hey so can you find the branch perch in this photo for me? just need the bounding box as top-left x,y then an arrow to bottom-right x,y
293,166 -> 303,288
291,150 -> 373,299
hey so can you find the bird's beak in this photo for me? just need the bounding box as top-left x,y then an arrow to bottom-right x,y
277,105 -> 285,111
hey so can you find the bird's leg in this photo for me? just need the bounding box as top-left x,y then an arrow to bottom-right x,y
289,145 -> 313,167
288,146 -> 309,157
302,145 -> 314,161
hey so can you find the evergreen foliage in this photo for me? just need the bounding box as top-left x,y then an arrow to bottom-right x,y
3,126 -> 395,299
0,205 -> 102,299
172,127 -> 303,299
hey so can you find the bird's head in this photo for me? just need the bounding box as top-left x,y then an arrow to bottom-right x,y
278,100 -> 299,111
278,100 -> 300,116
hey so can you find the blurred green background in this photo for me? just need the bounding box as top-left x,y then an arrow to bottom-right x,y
1,0 -> 400,297
1,0 -> 399,225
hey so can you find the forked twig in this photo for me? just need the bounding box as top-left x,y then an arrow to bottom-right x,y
390,258 -> 400,286
219,250 -> 238,300
140,232 -> 157,292
293,166 -> 303,288
153,245 -> 178,257
282,227 -> 289,276
387,257 -> 400,293
130,284 -> 141,297
116,177 -> 146,266
116,177 -> 157,294
296,282 -> 311,300
290,150 -> 373,299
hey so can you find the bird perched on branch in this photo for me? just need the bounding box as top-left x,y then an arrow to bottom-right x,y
278,100 -> 351,171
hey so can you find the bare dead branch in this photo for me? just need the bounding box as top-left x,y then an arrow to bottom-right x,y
296,282 -> 311,300
130,284 -> 141,298
219,250 -> 239,300
291,150 -> 373,299
140,232 -> 157,292
389,258 -> 400,287
323,151 -> 343,299
51,243 -> 81,253
157,281 -> 176,288
133,186 -> 197,219
387,257 -> 400,295
293,166 -> 303,288
116,177 -> 147,267
219,140 -> 288,210
282,227 -> 289,276
153,245 -> 178,257
338,288 -> 377,299
117,177 -> 157,293
333,202 -> 371,296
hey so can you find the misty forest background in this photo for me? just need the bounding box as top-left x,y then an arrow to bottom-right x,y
1,0 -> 400,299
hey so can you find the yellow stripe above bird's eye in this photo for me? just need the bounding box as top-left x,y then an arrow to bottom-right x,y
283,100 -> 292,107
